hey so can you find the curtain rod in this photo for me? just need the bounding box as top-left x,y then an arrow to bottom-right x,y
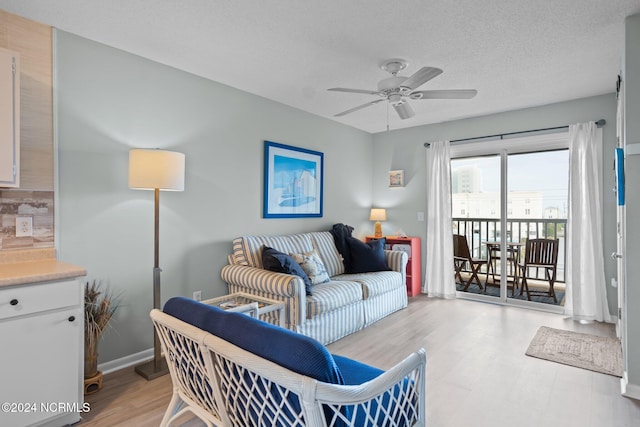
423,119 -> 606,148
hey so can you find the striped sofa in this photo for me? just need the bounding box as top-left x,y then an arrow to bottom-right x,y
220,231 -> 409,345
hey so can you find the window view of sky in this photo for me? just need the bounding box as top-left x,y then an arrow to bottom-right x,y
452,150 -> 569,216
509,151 -> 569,213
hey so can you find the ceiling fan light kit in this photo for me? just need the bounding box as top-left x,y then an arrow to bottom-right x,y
329,58 -> 477,121
393,100 -> 414,120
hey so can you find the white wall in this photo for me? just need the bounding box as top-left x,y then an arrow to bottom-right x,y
54,31 -> 374,364
371,94 -> 618,315
623,13 -> 640,394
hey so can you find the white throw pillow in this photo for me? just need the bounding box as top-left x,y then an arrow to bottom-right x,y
290,250 -> 330,285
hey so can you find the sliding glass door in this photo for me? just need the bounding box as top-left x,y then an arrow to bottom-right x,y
506,150 -> 568,306
450,133 -> 569,309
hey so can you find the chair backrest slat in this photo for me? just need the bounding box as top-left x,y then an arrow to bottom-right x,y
523,238 -> 559,266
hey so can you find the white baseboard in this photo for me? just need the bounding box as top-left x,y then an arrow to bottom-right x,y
98,348 -> 153,375
621,372 -> 640,400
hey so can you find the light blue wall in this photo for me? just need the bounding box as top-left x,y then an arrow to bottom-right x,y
54,31 -> 374,364
55,28 -> 623,370
371,94 -> 618,315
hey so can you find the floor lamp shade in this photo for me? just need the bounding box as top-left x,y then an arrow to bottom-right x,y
129,149 -> 185,191
129,148 -> 185,380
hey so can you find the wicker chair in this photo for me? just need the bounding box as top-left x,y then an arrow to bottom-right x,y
151,298 -> 426,427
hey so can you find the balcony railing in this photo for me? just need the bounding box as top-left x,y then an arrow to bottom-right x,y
452,217 -> 566,283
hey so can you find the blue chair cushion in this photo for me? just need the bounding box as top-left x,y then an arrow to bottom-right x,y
163,297 -> 344,385
333,354 -> 384,384
333,354 -> 415,427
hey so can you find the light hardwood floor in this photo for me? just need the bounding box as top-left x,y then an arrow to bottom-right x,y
80,296 -> 640,427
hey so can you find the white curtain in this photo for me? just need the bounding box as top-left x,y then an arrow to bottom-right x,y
564,121 -> 612,322
424,141 -> 456,298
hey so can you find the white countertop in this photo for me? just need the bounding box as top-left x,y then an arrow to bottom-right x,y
0,259 -> 86,287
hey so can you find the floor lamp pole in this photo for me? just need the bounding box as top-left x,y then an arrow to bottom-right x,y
135,188 -> 169,380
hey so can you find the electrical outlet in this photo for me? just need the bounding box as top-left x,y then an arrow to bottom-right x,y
16,217 -> 33,237
193,290 -> 202,301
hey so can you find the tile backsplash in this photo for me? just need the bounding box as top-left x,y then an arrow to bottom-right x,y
0,190 -> 54,251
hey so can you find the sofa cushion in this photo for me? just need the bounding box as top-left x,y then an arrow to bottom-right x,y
232,234 -> 314,268
347,237 -> 390,273
306,280 -> 363,318
309,231 -> 345,277
163,297 -> 345,385
290,250 -> 331,285
335,271 -> 404,299
262,246 -> 312,295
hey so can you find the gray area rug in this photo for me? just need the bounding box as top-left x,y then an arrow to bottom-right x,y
526,326 -> 623,377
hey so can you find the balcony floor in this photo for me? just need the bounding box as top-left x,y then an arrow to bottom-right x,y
456,272 -> 565,306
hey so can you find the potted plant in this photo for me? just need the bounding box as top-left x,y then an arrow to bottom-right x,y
84,280 -> 120,394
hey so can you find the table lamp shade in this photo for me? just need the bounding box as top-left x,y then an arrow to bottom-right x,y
369,208 -> 387,222
129,149 -> 185,191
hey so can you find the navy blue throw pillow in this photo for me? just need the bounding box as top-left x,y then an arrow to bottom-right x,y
347,237 -> 390,273
262,246 -> 313,295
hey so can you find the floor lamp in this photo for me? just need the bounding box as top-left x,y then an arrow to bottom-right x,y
129,148 -> 185,380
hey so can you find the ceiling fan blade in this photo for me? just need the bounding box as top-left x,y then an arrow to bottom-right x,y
400,67 -> 443,90
334,99 -> 385,117
411,89 -> 478,99
328,87 -> 379,95
393,101 -> 415,120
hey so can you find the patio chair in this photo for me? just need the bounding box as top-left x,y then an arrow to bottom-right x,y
453,234 -> 487,291
517,238 -> 559,302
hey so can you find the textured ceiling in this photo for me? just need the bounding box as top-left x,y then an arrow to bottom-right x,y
1,0 -> 639,134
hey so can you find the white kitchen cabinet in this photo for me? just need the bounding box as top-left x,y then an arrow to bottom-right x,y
0,47 -> 20,187
0,279 -> 84,427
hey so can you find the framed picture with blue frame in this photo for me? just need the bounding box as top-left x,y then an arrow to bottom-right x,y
263,141 -> 324,218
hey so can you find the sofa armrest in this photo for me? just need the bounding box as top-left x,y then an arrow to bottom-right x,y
220,264 -> 306,328
385,250 -> 408,273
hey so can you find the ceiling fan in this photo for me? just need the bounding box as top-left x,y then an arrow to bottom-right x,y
328,58 -> 477,120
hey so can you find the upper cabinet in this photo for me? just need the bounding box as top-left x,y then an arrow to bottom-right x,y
0,47 -> 20,188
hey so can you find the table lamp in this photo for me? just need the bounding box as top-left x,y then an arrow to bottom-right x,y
369,208 -> 387,238
129,148 -> 185,380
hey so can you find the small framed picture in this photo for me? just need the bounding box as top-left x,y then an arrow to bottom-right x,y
388,170 -> 404,187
